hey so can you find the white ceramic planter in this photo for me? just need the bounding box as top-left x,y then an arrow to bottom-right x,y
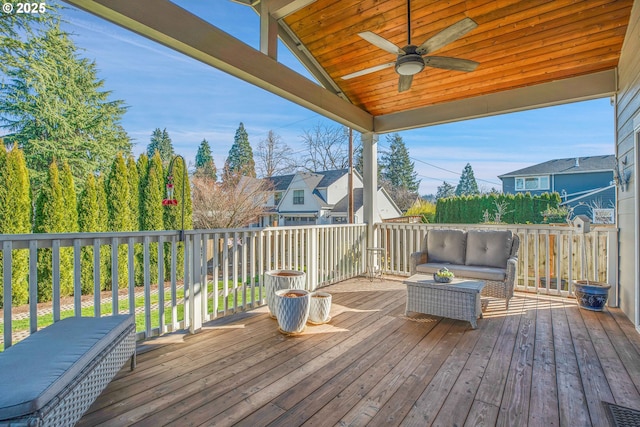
275,289 -> 310,335
308,291 -> 332,324
264,270 -> 306,318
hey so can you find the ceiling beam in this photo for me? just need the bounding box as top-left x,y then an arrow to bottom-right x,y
374,69 -> 618,133
63,0 -> 373,132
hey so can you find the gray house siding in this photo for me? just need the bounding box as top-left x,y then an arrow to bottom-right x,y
615,1 -> 640,325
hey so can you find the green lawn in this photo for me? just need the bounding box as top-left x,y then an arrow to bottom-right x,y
1,280 -> 264,351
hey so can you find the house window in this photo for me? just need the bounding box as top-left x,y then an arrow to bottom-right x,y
515,176 -> 550,191
293,190 -> 304,205
274,192 -> 282,205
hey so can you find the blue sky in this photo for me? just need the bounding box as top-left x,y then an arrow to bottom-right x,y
59,1 -> 614,195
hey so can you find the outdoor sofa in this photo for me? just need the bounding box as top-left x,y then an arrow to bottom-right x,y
410,229 -> 519,309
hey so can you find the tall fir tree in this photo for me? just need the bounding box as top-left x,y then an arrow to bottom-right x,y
380,133 -> 420,192
224,122 -> 256,179
195,139 -> 217,180
141,152 -> 165,283
147,128 -> 174,164
107,153 -> 133,288
436,181 -> 456,199
0,144 -> 31,305
0,24 -> 130,191
126,155 -> 143,283
455,163 -> 480,196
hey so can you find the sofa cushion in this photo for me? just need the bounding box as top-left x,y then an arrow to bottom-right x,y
415,262 -> 507,282
426,229 -> 467,265
465,230 -> 513,269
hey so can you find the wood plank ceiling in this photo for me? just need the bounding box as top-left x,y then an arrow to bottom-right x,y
283,0 -> 634,117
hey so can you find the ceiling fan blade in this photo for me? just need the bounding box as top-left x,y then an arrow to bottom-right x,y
415,17 -> 478,55
358,32 -> 406,55
341,62 -> 395,80
398,75 -> 413,92
424,56 -> 478,72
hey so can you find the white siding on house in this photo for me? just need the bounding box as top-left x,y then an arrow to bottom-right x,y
616,0 -> 640,328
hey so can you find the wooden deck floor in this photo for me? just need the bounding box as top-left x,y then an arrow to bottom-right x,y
78,277 -> 640,427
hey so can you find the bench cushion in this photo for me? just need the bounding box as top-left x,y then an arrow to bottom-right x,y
415,262 -> 507,282
426,229 -> 467,265
0,315 -> 134,421
465,230 -> 513,269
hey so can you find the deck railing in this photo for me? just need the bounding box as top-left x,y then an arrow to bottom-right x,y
1,222 -> 618,348
374,222 -> 618,298
0,224 -> 367,348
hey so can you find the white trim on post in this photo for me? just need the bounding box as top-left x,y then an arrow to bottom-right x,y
362,132 -> 378,246
634,111 -> 640,332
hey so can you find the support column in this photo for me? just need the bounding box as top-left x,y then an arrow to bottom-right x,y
259,2 -> 278,59
362,132 -> 379,246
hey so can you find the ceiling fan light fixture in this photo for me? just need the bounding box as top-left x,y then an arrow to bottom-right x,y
395,54 -> 425,76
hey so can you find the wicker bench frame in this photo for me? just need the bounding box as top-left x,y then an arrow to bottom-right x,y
0,316 -> 136,427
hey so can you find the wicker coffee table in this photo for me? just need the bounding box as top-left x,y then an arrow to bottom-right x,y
404,274 -> 486,328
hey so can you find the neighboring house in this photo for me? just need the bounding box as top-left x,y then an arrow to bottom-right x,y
256,169 -> 402,226
498,155 -> 616,222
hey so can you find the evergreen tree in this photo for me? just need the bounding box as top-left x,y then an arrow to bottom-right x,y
136,154 -> 149,230
0,144 -> 31,305
78,173 -> 100,294
106,153 -> 133,288
0,24 -> 130,190
163,156 -> 193,279
60,162 -> 78,233
224,122 -> 255,179
127,155 -> 140,228
436,181 -> 456,199
380,133 -> 420,192
147,128 -> 174,164
195,139 -> 217,180
455,163 -> 480,196
95,174 -> 110,289
141,152 -> 165,283
34,161 -> 74,299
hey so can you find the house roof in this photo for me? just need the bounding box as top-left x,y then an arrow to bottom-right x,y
332,188 -> 364,214
266,169 -> 349,191
499,155 -> 616,179
66,1 -> 635,134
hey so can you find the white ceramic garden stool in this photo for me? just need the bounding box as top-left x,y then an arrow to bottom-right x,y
308,291 -> 332,324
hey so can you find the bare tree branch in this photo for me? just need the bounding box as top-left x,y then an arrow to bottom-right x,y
255,130 -> 296,178
300,123 -> 354,172
191,174 -> 273,229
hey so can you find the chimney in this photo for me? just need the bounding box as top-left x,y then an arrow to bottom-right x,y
575,157 -> 580,167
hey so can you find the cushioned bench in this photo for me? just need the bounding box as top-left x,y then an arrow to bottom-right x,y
410,229 -> 519,309
0,315 -> 136,427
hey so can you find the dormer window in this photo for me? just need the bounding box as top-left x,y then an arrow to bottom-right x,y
293,189 -> 304,205
515,176 -> 549,191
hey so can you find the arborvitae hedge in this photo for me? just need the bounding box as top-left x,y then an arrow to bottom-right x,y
107,153 -> 133,288
0,145 -> 32,305
435,192 -> 561,224
141,152 -> 165,283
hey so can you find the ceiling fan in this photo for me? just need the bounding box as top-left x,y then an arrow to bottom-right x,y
341,0 -> 479,92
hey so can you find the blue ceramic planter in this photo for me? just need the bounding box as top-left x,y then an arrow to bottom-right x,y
573,280 -> 611,311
